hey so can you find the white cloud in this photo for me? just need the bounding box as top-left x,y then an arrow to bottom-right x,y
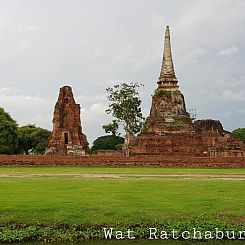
17,25 -> 39,34
0,87 -> 50,107
81,102 -> 112,144
215,77 -> 245,90
180,47 -> 209,65
221,90 -> 245,102
76,94 -> 106,106
0,87 -> 21,96
218,45 -> 239,56
0,87 -> 53,129
224,112 -> 231,118
237,109 -> 245,114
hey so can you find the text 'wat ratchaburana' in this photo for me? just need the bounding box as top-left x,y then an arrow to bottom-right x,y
45,86 -> 89,156
129,26 -> 245,157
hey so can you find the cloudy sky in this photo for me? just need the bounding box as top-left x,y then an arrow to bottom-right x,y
0,0 -> 245,144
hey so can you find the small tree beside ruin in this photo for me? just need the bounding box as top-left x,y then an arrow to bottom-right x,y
105,82 -> 144,157
102,120 -> 119,136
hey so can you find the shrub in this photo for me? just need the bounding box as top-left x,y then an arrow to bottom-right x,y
91,135 -> 124,151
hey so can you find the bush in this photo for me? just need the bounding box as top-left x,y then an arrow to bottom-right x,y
154,89 -> 172,97
232,128 -> 245,142
0,107 -> 18,154
91,135 -> 124,151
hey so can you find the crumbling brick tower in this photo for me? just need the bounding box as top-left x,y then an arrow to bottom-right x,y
129,26 -> 245,156
46,86 -> 89,155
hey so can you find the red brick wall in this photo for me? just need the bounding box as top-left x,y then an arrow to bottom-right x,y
0,155 -> 244,168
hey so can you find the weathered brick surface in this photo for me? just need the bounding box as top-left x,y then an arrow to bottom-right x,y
143,92 -> 193,135
130,132 -> 245,157
0,155 -> 244,168
46,86 -> 89,155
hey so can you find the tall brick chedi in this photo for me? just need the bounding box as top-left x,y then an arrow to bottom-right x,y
46,86 -> 89,155
130,26 -> 245,157
146,26 -> 193,135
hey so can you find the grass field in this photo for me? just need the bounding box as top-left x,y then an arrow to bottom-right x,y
0,166 -> 244,225
1,166 -> 245,174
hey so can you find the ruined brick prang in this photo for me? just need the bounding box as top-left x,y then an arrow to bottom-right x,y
45,86 -> 89,155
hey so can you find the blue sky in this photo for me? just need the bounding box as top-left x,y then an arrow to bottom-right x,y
0,0 -> 245,144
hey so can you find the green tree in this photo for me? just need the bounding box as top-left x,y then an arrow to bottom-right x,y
0,107 -> 18,154
32,127 -> 51,154
102,120 -> 119,136
17,124 -> 51,154
91,135 -> 124,152
232,128 -> 245,142
105,82 -> 144,156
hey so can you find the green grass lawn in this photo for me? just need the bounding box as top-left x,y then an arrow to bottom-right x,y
0,166 -> 245,174
0,166 -> 244,225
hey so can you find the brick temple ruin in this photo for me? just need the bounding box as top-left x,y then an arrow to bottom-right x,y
45,86 -> 89,156
129,26 -> 245,157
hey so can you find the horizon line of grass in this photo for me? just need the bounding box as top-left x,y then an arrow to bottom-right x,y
0,166 -> 245,175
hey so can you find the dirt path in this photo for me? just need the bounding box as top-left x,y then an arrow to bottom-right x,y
0,173 -> 244,180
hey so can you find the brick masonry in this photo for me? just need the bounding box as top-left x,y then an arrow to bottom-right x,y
0,155 -> 245,167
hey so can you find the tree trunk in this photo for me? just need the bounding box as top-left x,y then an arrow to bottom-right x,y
125,125 -> 130,157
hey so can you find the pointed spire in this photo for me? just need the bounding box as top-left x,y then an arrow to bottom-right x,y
157,26 -> 178,90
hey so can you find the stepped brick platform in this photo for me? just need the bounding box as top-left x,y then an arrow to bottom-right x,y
0,155 -> 245,168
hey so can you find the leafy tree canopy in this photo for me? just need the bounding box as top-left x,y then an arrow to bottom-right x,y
91,135 -> 124,152
105,82 -> 144,156
102,120 -> 119,136
18,124 -> 51,154
0,107 -> 18,154
232,128 -> 245,143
